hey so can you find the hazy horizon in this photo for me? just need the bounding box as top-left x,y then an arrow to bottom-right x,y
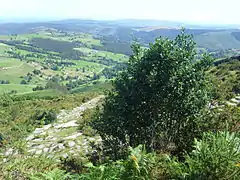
0,0 -> 239,25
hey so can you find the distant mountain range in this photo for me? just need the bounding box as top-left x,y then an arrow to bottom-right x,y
0,19 -> 240,51
0,18 -> 239,29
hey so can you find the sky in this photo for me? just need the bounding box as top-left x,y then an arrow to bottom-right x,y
0,0 -> 239,24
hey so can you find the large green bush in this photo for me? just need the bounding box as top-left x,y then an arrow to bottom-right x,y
92,31 -> 213,158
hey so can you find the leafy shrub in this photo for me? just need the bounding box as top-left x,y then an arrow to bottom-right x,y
33,110 -> 57,125
29,168 -> 72,180
9,90 -> 18,94
0,94 -> 13,107
199,105 -> 240,133
51,65 -> 59,71
78,162 -> 122,180
61,156 -> 88,174
79,145 -> 156,180
92,31 -> 213,158
32,69 -> 41,75
20,80 -> 28,84
120,145 -> 156,180
33,86 -> 45,91
9,105 -> 20,121
167,132 -> 240,179
82,126 -> 96,137
0,156 -> 57,179
0,80 -> 10,84
79,107 -> 100,136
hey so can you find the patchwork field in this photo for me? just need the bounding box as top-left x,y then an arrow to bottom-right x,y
0,29 -> 127,94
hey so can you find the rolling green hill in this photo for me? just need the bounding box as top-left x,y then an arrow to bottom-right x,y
1,21 -> 240,95
0,29 -> 127,95
195,31 -> 240,50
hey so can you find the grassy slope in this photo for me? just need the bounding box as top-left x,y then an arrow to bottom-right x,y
195,31 -> 240,50
65,60 -> 106,76
207,58 -> 240,100
75,47 -> 128,62
0,28 -> 129,95
0,84 -> 35,94
0,31 -> 111,94
0,61 -> 34,84
0,57 -> 22,67
15,89 -> 64,98
0,43 -> 10,53
71,81 -> 112,93
50,33 -> 102,47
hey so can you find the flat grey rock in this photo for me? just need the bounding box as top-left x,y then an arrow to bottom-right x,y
68,141 -> 76,147
55,120 -> 78,128
64,132 -> 83,140
35,150 -> 42,155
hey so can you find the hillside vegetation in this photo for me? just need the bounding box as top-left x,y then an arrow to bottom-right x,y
0,29 -> 127,95
0,20 -> 239,180
210,56 -> 240,100
0,30 -> 239,179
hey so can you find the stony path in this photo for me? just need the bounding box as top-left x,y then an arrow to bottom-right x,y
4,95 -> 104,159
